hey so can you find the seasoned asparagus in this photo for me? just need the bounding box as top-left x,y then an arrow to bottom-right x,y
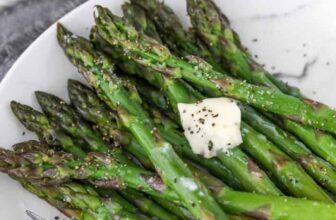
94,5 -> 336,133
2,145 -> 336,220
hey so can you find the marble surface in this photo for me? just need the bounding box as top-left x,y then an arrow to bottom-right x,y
0,0 -> 86,80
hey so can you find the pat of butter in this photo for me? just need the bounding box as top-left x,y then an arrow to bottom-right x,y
178,98 -> 242,158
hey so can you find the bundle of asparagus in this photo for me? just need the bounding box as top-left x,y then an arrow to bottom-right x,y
3,0 -> 336,219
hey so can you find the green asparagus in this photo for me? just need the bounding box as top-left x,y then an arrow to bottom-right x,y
127,0 -> 223,72
242,106 -> 336,194
10,101 -> 87,159
186,0 -> 301,97
3,145 -> 336,220
94,5 -> 336,133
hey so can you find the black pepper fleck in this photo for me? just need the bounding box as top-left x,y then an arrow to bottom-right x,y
212,114 -> 219,118
208,141 -> 214,151
212,123 -> 215,127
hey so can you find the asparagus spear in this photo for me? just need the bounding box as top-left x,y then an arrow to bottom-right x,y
15,179 -> 140,220
126,0 -> 223,72
20,181 -> 96,220
66,25 -> 282,196
34,91 -> 111,154
3,146 -> 336,220
58,23 -> 228,220
276,118 -> 336,167
186,159 -> 336,220
186,0 -> 300,95
242,106 -> 336,194
94,6 -> 336,134
122,2 -> 162,43
119,188 -> 180,220
10,101 -> 87,159
3,143 -> 141,220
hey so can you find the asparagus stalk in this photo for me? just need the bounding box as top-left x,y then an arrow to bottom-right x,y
58,23 -> 228,220
3,145 -> 336,220
126,0 -> 223,72
2,143 -> 141,220
242,106 -> 336,194
10,101 -> 87,159
34,91 -> 111,154
119,188 -> 180,220
122,2 -> 162,43
94,6 -> 336,134
186,0 -> 301,96
16,179 -> 140,220
187,161 -> 336,220
21,181 -> 96,220
276,118 -> 336,167
66,25 -> 282,196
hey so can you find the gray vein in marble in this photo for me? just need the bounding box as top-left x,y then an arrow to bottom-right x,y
238,1 -> 314,22
0,0 -> 87,81
274,58 -> 317,81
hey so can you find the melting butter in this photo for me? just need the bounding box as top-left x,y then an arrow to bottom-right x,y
178,98 -> 242,158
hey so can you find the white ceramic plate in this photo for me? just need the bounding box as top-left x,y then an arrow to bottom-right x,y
1,0 -> 336,219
